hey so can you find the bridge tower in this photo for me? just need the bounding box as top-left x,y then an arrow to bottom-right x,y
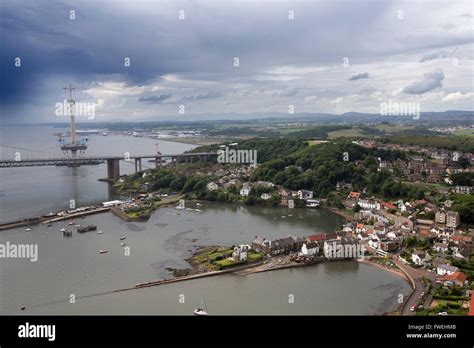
58,84 -> 88,163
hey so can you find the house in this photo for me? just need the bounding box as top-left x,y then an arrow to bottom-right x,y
446,211 -> 460,228
260,193 -> 272,200
271,237 -> 296,255
435,211 -> 447,224
301,242 -> 319,256
252,236 -> 271,254
411,250 -> 432,266
380,240 -> 397,252
348,191 -> 361,200
306,234 -> 327,245
381,201 -> 397,210
433,242 -> 449,253
288,234 -> 305,251
436,264 -> 459,276
437,271 -> 468,287
206,182 -> 219,191
232,244 -> 250,262
298,190 -> 313,200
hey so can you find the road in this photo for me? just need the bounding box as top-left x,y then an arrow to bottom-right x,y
392,257 -> 435,315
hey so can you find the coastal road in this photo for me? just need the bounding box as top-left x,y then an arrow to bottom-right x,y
392,258 -> 435,315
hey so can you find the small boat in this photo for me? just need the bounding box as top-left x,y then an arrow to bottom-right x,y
47,223 -> 53,227
97,230 -> 103,234
196,203 -> 202,207
60,228 -> 66,232
25,228 -> 32,231
185,208 -> 192,211
281,216 -> 286,218
193,297 -> 208,316
99,249 -> 108,254
68,221 -> 75,225
120,242 -> 126,247
120,236 -> 126,240
194,209 -> 202,213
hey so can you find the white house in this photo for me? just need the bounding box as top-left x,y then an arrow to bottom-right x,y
436,264 -> 459,276
411,250 -> 432,266
433,242 -> 449,253
298,190 -> 313,200
301,242 -> 319,256
206,182 -> 219,191
232,244 -> 250,262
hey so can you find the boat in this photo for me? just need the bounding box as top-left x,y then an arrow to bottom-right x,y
25,228 -> 32,231
60,228 -> 66,232
77,225 -> 97,233
196,203 -> 202,207
47,223 -> 53,227
62,229 -> 72,237
194,209 -> 202,213
193,297 -> 208,316
97,230 -> 103,234
75,224 -> 81,227
120,236 -> 126,240
68,221 -> 75,225
99,249 -> 108,254
120,242 -> 126,247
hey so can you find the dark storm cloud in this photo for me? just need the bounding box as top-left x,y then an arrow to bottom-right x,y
138,94 -> 172,104
0,0 -> 392,108
349,72 -> 369,81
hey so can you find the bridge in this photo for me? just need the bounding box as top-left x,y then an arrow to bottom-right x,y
0,153 -> 218,180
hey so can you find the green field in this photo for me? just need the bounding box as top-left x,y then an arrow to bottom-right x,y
373,124 -> 415,133
327,128 -> 366,138
453,128 -> 474,136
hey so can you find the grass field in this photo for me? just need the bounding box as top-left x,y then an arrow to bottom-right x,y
373,124 -> 415,133
327,128 -> 366,138
453,128 -> 474,136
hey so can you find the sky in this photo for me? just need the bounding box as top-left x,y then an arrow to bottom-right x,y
1,0 -> 473,123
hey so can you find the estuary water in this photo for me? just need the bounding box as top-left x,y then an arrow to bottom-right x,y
0,125 -> 411,315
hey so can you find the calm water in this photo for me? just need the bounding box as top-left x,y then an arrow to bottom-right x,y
0,126 -> 411,315
0,125 -> 194,221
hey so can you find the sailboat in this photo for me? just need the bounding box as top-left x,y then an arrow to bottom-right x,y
193,297 -> 208,316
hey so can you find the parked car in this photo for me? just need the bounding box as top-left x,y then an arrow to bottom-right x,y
410,305 -> 416,312
438,312 -> 448,316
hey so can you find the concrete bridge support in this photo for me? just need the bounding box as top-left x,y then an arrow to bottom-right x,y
107,158 -> 120,181
134,158 -> 142,172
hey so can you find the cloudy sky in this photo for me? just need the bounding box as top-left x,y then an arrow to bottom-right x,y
1,0 -> 473,123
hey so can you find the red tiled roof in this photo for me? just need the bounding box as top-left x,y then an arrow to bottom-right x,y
357,223 -> 364,229
348,191 -> 360,199
307,234 -> 326,242
381,201 -> 397,209
439,271 -> 468,283
415,199 -> 427,205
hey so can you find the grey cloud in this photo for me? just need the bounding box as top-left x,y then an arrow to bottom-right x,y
177,92 -> 223,103
138,94 -> 172,104
349,72 -> 369,81
403,69 -> 445,94
420,50 -> 450,62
